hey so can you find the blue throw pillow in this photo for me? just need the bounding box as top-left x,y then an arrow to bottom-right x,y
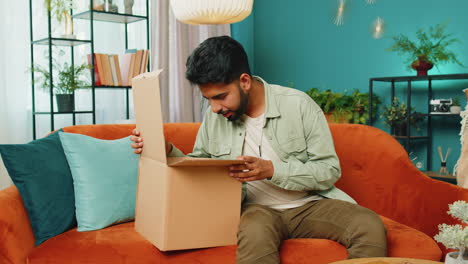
0,129 -> 77,246
58,132 -> 138,232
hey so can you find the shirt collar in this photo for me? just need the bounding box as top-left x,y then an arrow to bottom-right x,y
253,76 -> 281,119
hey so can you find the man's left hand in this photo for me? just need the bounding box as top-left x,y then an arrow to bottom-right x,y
229,156 -> 274,182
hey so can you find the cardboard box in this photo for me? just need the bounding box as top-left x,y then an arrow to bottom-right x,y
132,70 -> 243,251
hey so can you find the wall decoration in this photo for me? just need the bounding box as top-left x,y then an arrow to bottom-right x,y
334,0 -> 346,26
372,17 -> 384,39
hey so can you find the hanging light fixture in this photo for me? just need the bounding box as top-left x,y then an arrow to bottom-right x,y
170,0 -> 254,25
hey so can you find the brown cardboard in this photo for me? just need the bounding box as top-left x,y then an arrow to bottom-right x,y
132,70 -> 243,251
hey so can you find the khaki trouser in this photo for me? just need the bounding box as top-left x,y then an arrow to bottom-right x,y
236,199 -> 387,264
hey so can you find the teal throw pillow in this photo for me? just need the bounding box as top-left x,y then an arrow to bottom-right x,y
58,132 -> 138,232
0,129 -> 77,246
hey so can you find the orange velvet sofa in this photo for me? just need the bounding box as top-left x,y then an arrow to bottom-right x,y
1,123 -> 467,264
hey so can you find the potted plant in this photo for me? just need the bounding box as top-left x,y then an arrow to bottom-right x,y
434,200 -> 468,264
305,88 -> 380,124
44,0 -> 76,39
451,97 -> 462,114
32,57 -> 91,112
387,22 -> 464,76
381,97 -> 425,136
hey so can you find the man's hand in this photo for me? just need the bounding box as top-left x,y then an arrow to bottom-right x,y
130,129 -> 144,154
130,128 -> 173,155
229,156 -> 274,182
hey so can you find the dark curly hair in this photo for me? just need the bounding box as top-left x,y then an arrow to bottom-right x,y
186,36 -> 251,85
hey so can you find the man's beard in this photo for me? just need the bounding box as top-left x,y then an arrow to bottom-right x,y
219,86 -> 249,122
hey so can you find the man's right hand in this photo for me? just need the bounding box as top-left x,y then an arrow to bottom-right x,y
130,128 -> 173,155
130,129 -> 144,154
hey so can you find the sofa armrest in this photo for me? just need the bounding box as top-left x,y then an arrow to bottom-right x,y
0,186 -> 35,264
330,124 -> 468,258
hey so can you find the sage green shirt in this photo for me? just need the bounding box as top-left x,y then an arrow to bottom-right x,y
169,77 -> 356,204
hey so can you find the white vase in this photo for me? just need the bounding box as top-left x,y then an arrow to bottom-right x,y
451,106 -> 462,114
124,0 -> 134,14
445,251 -> 468,264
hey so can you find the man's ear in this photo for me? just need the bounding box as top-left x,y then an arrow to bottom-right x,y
239,73 -> 252,92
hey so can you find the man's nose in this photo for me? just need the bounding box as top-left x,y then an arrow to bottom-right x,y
211,101 -> 222,113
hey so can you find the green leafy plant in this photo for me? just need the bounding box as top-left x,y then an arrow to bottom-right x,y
44,0 -> 74,22
381,97 -> 425,130
32,50 -> 91,95
387,22 -> 464,70
305,88 -> 380,124
452,97 -> 461,107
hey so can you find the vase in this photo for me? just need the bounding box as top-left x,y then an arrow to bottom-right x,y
411,55 -> 434,76
445,250 -> 468,264
56,94 -> 75,113
450,106 -> 462,114
124,0 -> 134,14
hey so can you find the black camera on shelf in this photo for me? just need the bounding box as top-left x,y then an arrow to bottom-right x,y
430,98 -> 453,113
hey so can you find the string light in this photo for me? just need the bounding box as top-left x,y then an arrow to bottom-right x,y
372,17 -> 384,39
334,0 -> 346,26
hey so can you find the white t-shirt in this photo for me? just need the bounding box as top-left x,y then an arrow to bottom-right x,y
242,114 -> 322,210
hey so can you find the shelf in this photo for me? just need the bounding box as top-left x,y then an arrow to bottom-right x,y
32,37 -> 91,46
393,136 -> 429,140
94,85 -> 132,89
34,111 -> 94,115
428,112 -> 461,117
425,171 -> 457,184
370,73 -> 468,83
73,10 -> 147,24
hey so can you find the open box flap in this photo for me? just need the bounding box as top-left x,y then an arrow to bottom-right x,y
132,70 -> 167,164
167,157 -> 245,167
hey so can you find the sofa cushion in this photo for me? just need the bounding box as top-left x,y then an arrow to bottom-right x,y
0,129 -> 76,246
59,132 -> 139,232
27,215 -> 441,264
27,222 -> 348,264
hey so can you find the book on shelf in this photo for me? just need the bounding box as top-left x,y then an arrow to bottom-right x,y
86,54 -> 101,86
120,53 -> 133,86
109,55 -> 119,86
113,55 -> 123,86
87,50 -> 150,87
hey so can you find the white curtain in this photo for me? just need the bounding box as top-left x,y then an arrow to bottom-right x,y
152,0 -> 230,123
0,0 -> 31,190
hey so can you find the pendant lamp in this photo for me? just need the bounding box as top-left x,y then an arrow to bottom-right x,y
170,0 -> 254,25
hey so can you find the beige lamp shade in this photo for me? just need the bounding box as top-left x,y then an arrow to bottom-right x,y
170,0 -> 254,25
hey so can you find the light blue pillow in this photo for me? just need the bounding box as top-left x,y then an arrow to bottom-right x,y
58,132 -> 138,232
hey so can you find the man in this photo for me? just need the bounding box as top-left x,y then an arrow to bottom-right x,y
130,36 -> 386,264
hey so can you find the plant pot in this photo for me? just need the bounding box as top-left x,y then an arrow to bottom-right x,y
445,250 -> 468,264
394,123 -> 407,136
324,112 -> 350,124
56,94 -> 75,113
411,55 -> 434,76
450,106 -> 462,114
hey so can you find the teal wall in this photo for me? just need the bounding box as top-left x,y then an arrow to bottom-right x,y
231,0 -> 468,175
